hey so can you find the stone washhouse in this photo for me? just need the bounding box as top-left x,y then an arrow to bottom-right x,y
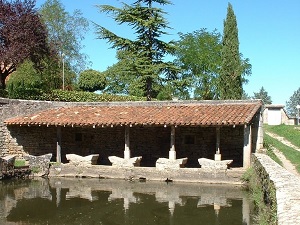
3,100 -> 263,175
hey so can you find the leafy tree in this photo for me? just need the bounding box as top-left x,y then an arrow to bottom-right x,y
103,50 -> 164,98
39,0 -> 90,77
174,29 -> 222,100
78,69 -> 106,92
95,0 -> 178,100
219,3 -> 250,99
6,60 -> 43,99
0,0 -> 51,90
286,87 -> 300,117
241,90 -> 251,100
253,86 -> 272,105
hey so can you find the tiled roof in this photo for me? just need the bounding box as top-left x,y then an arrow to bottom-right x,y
4,101 -> 262,127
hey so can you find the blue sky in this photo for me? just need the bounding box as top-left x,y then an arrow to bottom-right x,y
35,0 -> 300,105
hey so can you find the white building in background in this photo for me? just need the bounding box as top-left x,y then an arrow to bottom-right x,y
263,105 -> 296,125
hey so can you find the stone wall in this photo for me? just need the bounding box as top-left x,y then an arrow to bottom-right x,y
253,153 -> 300,225
0,98 -> 65,156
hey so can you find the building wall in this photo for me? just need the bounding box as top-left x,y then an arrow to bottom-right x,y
5,124 -> 245,167
263,106 -> 295,125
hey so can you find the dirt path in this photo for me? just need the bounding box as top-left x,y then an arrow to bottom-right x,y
265,132 -> 300,152
271,147 -> 299,176
265,132 -> 299,176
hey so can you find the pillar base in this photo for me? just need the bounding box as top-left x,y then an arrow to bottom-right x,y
156,157 -> 188,170
214,153 -> 221,161
124,150 -> 131,160
109,156 -> 142,167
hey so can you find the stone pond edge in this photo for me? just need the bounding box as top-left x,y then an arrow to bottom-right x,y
253,153 -> 300,225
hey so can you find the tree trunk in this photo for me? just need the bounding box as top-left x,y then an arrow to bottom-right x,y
0,73 -> 7,90
146,77 -> 152,101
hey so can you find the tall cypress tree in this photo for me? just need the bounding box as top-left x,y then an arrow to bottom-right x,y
219,3 -> 243,99
95,0 -> 177,101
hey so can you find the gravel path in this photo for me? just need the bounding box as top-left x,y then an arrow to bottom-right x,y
265,131 -> 299,176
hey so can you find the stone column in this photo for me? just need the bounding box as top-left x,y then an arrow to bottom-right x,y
169,126 -> 176,160
215,127 -> 221,161
56,126 -> 62,163
243,125 -> 252,168
256,112 -> 264,150
124,126 -> 130,160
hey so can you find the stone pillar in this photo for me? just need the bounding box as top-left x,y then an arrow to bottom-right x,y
124,126 -> 130,160
256,112 -> 264,151
169,126 -> 176,160
243,125 -> 252,168
215,127 -> 221,161
56,126 -> 62,163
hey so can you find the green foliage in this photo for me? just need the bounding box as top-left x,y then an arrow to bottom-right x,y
37,56 -> 62,90
241,90 -> 251,100
31,166 -> 41,174
95,0 -> 178,100
265,124 -> 300,148
0,0 -> 51,90
78,69 -> 106,92
242,167 -> 277,225
174,29 -> 222,100
286,87 -> 300,117
40,89 -> 146,102
253,86 -> 272,104
219,3 -> 251,99
264,132 -> 300,173
0,88 -> 8,97
14,159 -> 26,167
39,0 -> 90,74
263,135 -> 282,166
6,60 -> 44,99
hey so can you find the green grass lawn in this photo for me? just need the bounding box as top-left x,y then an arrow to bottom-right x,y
263,135 -> 283,166
264,124 -> 300,148
264,132 -> 300,173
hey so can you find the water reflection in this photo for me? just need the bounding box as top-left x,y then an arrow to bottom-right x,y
0,178 -> 254,225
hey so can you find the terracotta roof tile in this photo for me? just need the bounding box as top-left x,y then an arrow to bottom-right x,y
4,101 -> 262,127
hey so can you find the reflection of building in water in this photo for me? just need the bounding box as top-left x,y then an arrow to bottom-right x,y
0,179 -> 52,221
0,196 -> 17,220
197,193 -> 250,224
108,188 -> 139,212
0,178 -> 251,225
66,186 -> 98,202
155,189 -> 185,215
197,194 -> 231,216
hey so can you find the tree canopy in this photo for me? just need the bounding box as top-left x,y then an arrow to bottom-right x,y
39,0 -> 90,75
174,29 -> 222,100
219,3 -> 248,99
95,0 -> 178,100
252,86 -> 272,105
286,87 -> 300,117
0,0 -> 51,90
78,69 -> 106,92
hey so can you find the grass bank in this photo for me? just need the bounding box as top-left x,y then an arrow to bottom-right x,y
263,135 -> 282,166
242,167 -> 277,225
264,124 -> 300,148
264,133 -> 300,173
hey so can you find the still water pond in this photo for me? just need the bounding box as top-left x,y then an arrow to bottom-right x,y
0,178 -> 255,225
